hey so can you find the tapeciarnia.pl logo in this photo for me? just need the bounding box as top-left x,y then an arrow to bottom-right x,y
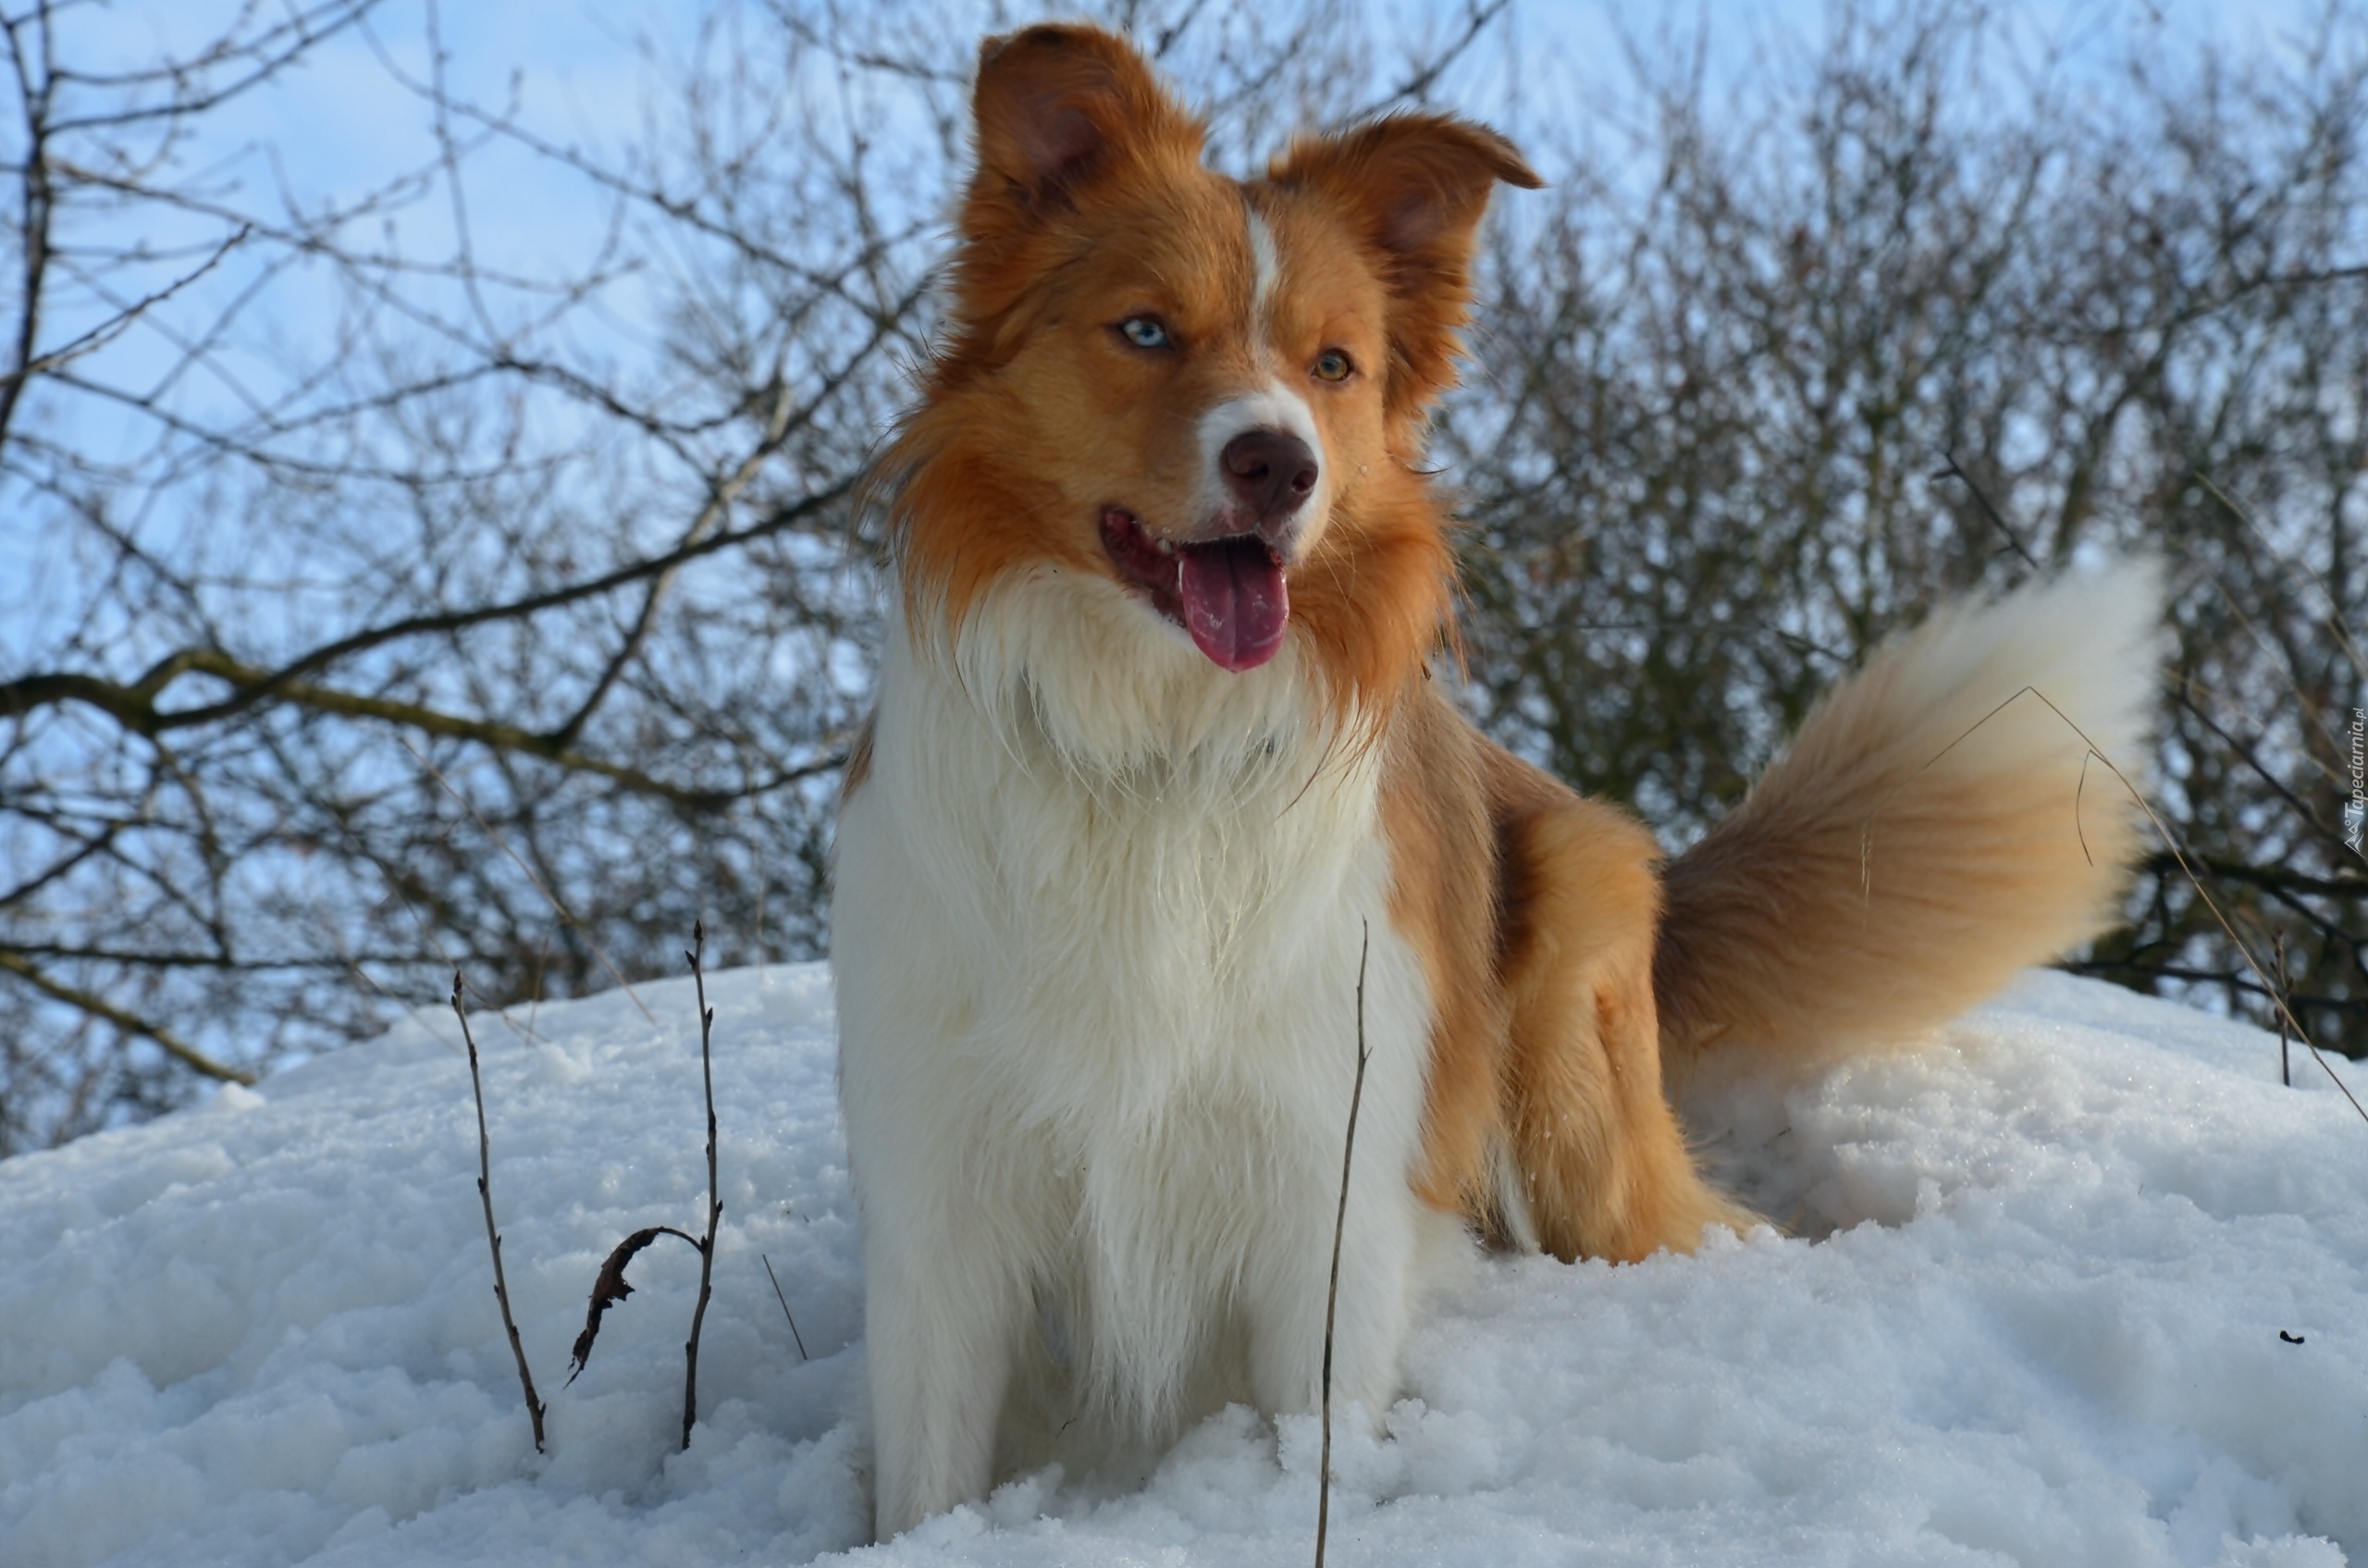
2347,706 -> 2365,855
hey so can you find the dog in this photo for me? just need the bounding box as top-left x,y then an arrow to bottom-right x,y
831,22 -> 2163,1539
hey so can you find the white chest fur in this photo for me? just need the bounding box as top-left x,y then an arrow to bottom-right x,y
832,574 -> 1446,1534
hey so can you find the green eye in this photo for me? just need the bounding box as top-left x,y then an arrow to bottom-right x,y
1314,349 -> 1353,382
1118,316 -> 1172,350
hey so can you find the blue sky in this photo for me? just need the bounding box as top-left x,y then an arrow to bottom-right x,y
5,0 -> 2348,670
56,0 -> 2351,290
49,0 -> 2350,323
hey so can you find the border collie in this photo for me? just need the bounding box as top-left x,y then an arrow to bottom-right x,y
832,22 -> 2162,1538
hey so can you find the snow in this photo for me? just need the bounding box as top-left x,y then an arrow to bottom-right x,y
3,964 -> 2362,1568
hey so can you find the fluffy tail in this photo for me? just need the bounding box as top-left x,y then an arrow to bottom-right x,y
1653,560 -> 2167,1075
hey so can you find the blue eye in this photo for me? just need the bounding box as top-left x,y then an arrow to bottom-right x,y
1117,316 -> 1171,350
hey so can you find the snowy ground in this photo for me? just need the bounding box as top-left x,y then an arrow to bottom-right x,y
3,963 -> 2362,1568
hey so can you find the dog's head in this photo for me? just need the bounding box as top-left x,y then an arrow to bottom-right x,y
890,23 -> 1537,703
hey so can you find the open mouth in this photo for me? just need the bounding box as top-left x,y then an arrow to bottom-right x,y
1099,507 -> 1289,673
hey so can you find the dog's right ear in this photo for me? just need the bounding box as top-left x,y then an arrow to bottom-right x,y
967,25 -> 1201,216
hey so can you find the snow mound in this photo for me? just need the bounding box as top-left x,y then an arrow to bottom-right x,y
2,966 -> 2362,1567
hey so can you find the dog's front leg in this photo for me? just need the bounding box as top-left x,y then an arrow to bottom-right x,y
835,764 -> 1037,1537
857,1162 -> 1030,1540
1240,1152 -> 1419,1428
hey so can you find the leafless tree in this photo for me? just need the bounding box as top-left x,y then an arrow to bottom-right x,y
5,0 -> 2357,1154
0,0 -> 1510,1151
0,0 -> 915,1149
1447,0 -> 2365,1053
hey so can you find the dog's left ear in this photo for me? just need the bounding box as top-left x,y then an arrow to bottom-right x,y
1270,117 -> 1541,418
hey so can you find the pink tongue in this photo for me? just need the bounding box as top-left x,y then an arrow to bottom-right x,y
1178,537 -> 1289,672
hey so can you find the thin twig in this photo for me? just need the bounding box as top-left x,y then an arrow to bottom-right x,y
0,475 -> 864,735
2275,929 -> 2292,1089
681,920 -> 722,1450
1316,922 -> 1373,1568
1345,0 -> 1511,118
2191,469 -> 2368,682
4,647 -> 829,811
761,1253 -> 809,1361
0,222 -> 253,394
401,736 -> 654,1024
1933,450 -> 2040,569
454,970 -> 547,1453
0,947 -> 254,1083
1861,683 -> 2368,1128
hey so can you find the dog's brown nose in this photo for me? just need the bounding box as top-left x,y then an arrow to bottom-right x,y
1221,429 -> 1318,522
